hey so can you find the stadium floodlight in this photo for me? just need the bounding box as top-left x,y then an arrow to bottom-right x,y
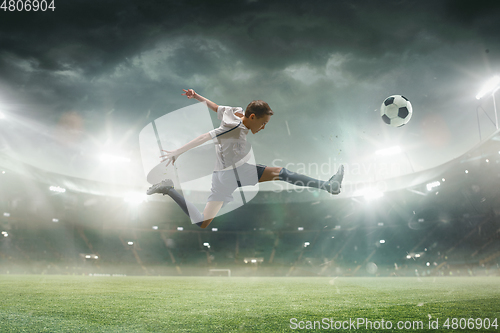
124,193 -> 147,204
353,188 -> 384,201
426,181 -> 441,191
244,257 -> 263,264
100,153 -> 131,164
476,75 -> 500,100
49,186 -> 66,193
476,76 -> 500,129
84,254 -> 98,259
375,146 -> 402,156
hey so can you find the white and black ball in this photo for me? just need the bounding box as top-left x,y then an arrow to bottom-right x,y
380,95 -> 412,127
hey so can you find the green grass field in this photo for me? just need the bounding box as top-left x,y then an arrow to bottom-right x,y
1,275 -> 499,332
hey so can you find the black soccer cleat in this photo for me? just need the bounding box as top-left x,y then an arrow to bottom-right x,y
325,165 -> 344,195
146,179 -> 174,195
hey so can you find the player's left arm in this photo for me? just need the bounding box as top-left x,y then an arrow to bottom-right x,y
182,89 -> 219,112
160,132 -> 212,167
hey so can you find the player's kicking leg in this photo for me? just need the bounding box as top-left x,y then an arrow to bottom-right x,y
146,179 -> 223,228
259,165 -> 344,194
199,201 -> 224,229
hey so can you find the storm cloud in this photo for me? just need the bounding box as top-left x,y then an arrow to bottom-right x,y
0,0 -> 499,188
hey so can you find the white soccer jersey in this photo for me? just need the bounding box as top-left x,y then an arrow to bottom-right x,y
209,105 -> 252,171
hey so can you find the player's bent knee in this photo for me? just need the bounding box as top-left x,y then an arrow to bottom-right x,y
200,219 -> 213,229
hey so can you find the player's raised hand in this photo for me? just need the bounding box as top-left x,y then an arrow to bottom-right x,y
182,89 -> 196,99
160,150 -> 181,167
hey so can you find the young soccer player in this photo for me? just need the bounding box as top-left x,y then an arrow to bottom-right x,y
147,89 -> 344,228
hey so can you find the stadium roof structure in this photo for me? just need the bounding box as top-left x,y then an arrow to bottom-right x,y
1,127 -> 500,208
0,128 -> 498,235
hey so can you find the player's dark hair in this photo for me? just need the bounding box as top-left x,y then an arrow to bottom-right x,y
245,100 -> 273,119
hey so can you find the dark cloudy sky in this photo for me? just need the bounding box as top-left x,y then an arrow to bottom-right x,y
1,0 -> 499,192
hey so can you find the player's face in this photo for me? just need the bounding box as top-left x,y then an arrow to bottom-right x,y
251,114 -> 271,134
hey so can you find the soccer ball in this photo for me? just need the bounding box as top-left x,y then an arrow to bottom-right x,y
380,95 -> 412,127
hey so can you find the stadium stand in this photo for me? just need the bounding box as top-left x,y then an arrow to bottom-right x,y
1,133 -> 500,277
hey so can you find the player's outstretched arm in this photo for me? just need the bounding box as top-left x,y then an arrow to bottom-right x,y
160,132 -> 212,167
182,89 -> 219,112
